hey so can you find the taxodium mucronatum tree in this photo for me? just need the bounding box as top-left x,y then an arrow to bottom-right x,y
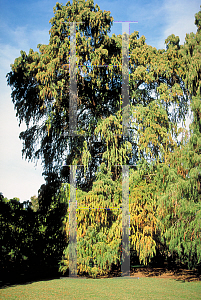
7,0 -> 201,276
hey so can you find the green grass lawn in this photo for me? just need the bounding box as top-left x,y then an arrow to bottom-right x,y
0,277 -> 201,300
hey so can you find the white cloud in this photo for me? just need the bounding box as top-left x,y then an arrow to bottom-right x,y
0,158 -> 45,202
158,0 -> 199,49
0,85 -> 45,202
0,26 -> 48,202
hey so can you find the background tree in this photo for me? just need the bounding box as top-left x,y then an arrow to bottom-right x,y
30,195 -> 39,212
0,192 -> 67,285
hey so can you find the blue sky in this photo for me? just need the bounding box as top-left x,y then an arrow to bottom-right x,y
0,0 -> 200,202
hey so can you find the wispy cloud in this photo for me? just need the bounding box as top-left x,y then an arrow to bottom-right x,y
158,0 -> 199,49
0,27 -> 47,202
1,25 -> 50,54
0,1 -> 54,202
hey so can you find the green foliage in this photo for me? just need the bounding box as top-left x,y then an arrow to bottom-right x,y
30,195 -> 39,212
155,9 -> 201,269
6,1 -> 201,276
0,189 -> 67,281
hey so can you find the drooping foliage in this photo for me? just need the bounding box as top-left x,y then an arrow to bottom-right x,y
154,8 -> 201,269
6,1 -> 201,278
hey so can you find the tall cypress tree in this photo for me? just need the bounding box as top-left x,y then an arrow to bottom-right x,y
6,1 -> 201,276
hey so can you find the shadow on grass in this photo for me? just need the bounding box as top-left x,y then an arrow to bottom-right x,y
131,264 -> 201,282
0,267 -> 61,289
1,263 -> 200,288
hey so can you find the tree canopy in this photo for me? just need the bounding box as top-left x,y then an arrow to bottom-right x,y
6,1 -> 201,277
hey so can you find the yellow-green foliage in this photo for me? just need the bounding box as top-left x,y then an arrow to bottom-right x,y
7,1 -> 201,276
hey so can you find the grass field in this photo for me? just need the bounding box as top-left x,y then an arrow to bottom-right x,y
0,277 -> 201,300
